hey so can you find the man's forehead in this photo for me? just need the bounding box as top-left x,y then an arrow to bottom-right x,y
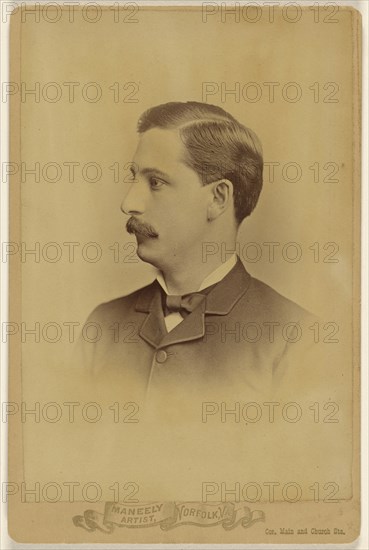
132,128 -> 187,171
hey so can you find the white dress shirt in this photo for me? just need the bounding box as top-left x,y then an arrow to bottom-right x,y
156,254 -> 238,332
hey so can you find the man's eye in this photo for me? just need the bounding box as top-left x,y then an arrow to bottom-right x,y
150,177 -> 165,189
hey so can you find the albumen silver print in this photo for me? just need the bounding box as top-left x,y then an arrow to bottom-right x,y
5,1 -> 362,545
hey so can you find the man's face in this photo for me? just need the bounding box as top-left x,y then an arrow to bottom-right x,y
122,128 -> 211,268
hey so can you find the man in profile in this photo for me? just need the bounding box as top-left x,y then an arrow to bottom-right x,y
79,101 -> 314,402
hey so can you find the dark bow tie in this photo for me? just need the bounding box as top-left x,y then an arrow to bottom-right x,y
165,292 -> 206,318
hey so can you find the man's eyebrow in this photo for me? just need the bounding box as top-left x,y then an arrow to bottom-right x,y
130,166 -> 171,180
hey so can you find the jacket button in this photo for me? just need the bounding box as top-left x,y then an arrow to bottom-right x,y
155,350 -> 168,363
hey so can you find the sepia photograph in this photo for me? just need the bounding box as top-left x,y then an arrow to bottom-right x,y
77,100 -> 320,401
2,0 -> 364,545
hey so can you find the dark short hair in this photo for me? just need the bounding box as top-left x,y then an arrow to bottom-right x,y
137,101 -> 263,225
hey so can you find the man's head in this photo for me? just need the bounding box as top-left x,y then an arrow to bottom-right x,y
122,101 -> 263,269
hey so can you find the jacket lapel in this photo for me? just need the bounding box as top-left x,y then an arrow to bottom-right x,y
135,259 -> 251,349
205,258 -> 251,314
135,282 -> 167,348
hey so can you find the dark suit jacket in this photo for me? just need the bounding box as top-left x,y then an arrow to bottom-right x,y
73,259 -> 346,494
78,259 -> 316,404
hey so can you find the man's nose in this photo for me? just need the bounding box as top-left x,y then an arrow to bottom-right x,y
121,180 -> 146,215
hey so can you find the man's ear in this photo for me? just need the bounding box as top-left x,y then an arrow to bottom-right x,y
207,179 -> 234,221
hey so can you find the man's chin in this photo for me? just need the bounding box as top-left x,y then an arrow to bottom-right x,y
136,240 -> 161,267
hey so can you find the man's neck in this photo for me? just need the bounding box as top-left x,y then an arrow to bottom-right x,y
158,253 -> 237,295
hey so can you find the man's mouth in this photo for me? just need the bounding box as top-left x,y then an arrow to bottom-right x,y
126,217 -> 159,238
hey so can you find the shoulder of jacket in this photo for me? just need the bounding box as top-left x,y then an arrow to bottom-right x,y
246,276 -> 314,321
